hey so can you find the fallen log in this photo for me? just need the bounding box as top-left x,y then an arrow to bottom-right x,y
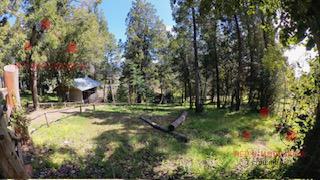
168,111 -> 188,132
139,117 -> 189,143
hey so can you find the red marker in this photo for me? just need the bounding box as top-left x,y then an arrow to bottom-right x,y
242,130 -> 251,140
285,130 -> 296,141
40,18 -> 51,31
66,42 -> 78,54
24,41 -> 32,51
259,107 -> 269,118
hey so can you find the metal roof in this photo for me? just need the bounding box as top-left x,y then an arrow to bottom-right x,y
73,77 -> 101,91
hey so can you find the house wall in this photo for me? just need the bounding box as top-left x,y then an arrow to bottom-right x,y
69,88 -> 83,102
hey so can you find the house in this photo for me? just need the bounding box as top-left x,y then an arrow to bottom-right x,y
55,77 -> 101,103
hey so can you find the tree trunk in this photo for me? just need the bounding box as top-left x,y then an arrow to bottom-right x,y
128,83 -> 132,104
260,13 -> 269,49
234,14 -> 242,111
103,80 -> 107,103
224,72 -> 230,107
184,81 -> 187,103
192,7 -> 202,113
188,81 -> 193,109
111,85 -> 116,104
246,19 -> 255,108
231,90 -> 235,110
212,30 -> 220,109
26,25 -> 39,110
30,67 -> 38,110
159,85 -> 164,104
137,93 -> 142,104
202,72 -> 208,103
184,54 -> 193,109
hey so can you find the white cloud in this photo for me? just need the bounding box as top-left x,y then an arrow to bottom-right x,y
284,41 -> 317,77
166,25 -> 173,32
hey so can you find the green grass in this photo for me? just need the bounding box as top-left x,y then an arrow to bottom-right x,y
21,92 -> 58,107
30,105 -> 293,179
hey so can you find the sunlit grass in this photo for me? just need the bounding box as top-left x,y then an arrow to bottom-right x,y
30,104 -> 290,178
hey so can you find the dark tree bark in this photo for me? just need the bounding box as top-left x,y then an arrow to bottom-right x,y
202,70 -> 208,103
260,13 -> 269,49
128,83 -> 132,104
26,25 -> 39,110
188,81 -> 193,109
212,29 -> 221,109
234,14 -> 242,111
192,7 -> 203,113
103,80 -> 107,103
246,20 -> 255,108
184,54 -> 193,109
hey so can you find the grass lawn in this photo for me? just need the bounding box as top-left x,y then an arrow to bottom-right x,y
30,105 -> 295,179
21,91 -> 58,107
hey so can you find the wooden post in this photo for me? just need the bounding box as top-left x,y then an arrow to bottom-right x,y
44,113 -> 49,127
3,65 -> 21,116
93,104 -> 95,111
0,109 -> 29,178
0,65 -> 28,178
80,105 -> 82,114
51,103 -> 53,108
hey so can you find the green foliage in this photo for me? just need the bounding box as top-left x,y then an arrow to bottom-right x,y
122,0 -> 171,103
11,109 -> 31,141
262,45 -> 286,74
280,0 -> 320,48
279,58 -> 319,151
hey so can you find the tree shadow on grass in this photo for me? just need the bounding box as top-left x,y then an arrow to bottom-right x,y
81,130 -> 167,178
32,107 -> 193,178
31,106 -> 272,179
184,109 -> 270,146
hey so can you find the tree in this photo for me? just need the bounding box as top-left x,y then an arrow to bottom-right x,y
171,0 -> 203,113
123,0 -> 169,103
280,0 -> 320,177
16,0 -> 109,105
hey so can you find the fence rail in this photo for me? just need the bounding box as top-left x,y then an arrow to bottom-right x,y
29,103 -> 100,134
28,102 -> 183,134
27,101 -> 85,109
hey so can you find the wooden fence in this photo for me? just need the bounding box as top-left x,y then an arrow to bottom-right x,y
29,103 -> 99,134
27,101 -> 85,109
28,102 -> 183,134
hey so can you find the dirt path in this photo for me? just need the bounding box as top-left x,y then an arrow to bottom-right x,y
26,106 -> 95,132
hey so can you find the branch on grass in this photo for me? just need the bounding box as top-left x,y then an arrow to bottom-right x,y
139,117 -> 189,143
168,111 -> 188,132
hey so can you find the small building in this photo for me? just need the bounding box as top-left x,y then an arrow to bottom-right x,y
55,77 -> 101,103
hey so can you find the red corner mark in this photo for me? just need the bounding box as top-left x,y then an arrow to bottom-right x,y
24,41 -> 32,51
242,130 -> 251,140
259,107 -> 269,118
40,18 -> 51,31
66,42 -> 78,54
286,130 -> 297,141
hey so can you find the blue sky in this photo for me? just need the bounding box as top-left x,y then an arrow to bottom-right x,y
101,0 -> 174,41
